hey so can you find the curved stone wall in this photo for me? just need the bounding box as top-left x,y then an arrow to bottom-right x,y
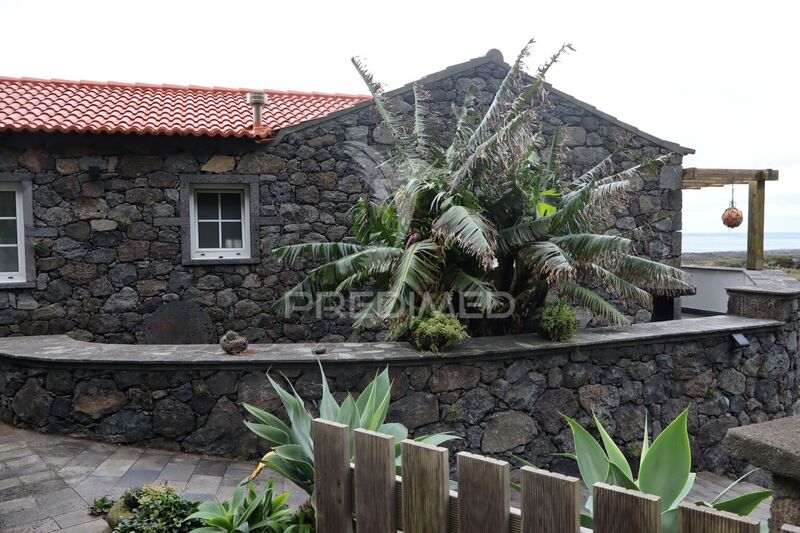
1,312 -> 797,479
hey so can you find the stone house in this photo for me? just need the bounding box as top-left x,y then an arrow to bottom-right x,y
0,50 -> 693,344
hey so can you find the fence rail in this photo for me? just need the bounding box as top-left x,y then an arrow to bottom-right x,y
312,418 -> 789,533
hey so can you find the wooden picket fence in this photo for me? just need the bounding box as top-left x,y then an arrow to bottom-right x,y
312,418 -> 796,533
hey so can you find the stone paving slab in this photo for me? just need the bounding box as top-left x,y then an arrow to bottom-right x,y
0,423 -> 304,532
0,421 -> 772,531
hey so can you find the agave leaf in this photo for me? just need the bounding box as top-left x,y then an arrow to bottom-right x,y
552,452 -> 578,461
367,387 -> 392,431
606,462 -> 638,491
414,433 -> 461,446
243,422 -> 290,447
668,472 -> 696,511
274,444 -> 312,463
563,414 -> 609,492
711,490 -> 773,516
638,408 -> 691,510
640,412 -> 650,470
710,468 -> 761,505
593,412 -> 633,481
377,422 -> 408,443
317,359 -> 339,421
242,403 -> 291,436
661,507 -> 678,533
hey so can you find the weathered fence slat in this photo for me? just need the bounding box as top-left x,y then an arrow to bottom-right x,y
312,419 -> 352,533
782,525 -> 800,532
401,438 -> 449,533
520,466 -> 580,533
456,451 -> 510,533
593,482 -> 661,533
678,502 -> 760,532
354,428 -> 395,533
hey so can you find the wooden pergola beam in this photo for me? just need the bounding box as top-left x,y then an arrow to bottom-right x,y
680,167 -> 779,271
682,168 -> 778,189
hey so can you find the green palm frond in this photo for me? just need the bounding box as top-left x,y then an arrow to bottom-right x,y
498,218 -> 552,252
558,282 -> 630,326
272,278 -> 317,314
432,205 -> 497,269
546,126 -> 566,176
448,109 -> 531,191
445,86 -> 476,169
380,240 -> 442,320
448,271 -> 501,312
273,242 -> 365,265
311,246 -> 401,287
412,83 -> 431,157
351,57 -> 410,151
466,39 -> 534,154
618,256 -> 695,296
550,234 -> 632,261
591,264 -> 653,308
568,155 -> 615,190
351,197 -> 398,246
522,241 -> 574,282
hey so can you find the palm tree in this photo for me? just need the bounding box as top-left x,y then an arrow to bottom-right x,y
272,40 -> 693,337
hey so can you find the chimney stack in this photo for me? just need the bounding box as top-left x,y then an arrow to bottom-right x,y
246,92 -> 268,129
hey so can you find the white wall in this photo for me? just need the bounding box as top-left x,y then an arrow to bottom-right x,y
681,266 -> 755,314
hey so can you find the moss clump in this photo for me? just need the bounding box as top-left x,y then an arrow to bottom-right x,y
540,299 -> 578,342
409,312 -> 470,353
106,498 -> 134,529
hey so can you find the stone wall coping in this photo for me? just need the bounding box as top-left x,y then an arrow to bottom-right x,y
723,417 -> 800,480
0,315 -> 780,369
727,285 -> 800,298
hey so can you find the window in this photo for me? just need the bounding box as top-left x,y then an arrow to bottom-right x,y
190,186 -> 250,260
0,184 -> 25,283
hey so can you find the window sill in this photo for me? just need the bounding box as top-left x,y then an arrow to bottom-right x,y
0,281 -> 36,289
182,257 -> 260,266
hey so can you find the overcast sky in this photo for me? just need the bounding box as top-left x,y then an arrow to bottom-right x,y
1,0 -> 797,235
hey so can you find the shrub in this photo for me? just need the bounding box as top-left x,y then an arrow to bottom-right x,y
104,483 -> 200,533
90,496 -> 114,516
186,481 -> 294,533
409,312 -> 470,352
539,299 -> 577,342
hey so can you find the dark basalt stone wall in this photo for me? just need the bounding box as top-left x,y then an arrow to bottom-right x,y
0,60 -> 683,343
1,298 -> 797,479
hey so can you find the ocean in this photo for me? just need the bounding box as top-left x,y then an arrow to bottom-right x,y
682,232 -> 800,253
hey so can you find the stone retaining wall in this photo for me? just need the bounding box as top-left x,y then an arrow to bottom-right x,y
1,300 -> 797,479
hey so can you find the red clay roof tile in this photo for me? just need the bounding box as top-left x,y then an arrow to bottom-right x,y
0,77 -> 369,140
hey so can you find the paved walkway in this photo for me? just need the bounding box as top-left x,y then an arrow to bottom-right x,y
0,423 -> 306,532
0,422 -> 770,532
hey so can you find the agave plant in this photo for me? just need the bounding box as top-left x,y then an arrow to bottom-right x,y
272,38 -> 693,337
186,481 -> 295,533
518,409 -> 772,533
243,363 -> 457,496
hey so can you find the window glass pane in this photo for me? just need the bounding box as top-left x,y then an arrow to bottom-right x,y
220,193 -> 242,219
0,220 -> 17,245
0,247 -> 18,273
221,222 -> 243,248
198,222 -> 220,248
196,193 -> 218,219
0,192 -> 15,218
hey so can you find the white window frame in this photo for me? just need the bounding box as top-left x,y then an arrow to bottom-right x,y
0,183 -> 26,283
189,184 -> 251,260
